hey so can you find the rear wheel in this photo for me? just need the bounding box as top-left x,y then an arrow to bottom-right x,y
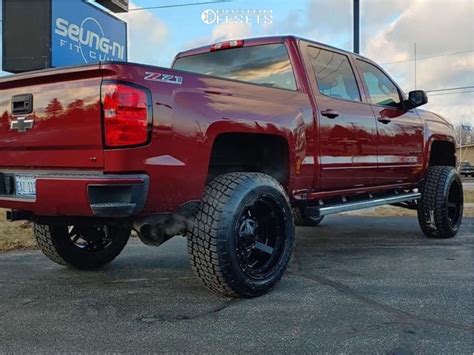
188,173 -> 294,298
34,224 -> 130,269
417,166 -> 463,238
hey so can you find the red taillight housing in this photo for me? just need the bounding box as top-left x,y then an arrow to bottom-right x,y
101,83 -> 151,147
210,40 -> 245,51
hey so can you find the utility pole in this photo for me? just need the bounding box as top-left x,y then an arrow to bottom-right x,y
353,0 -> 360,53
414,43 -> 417,90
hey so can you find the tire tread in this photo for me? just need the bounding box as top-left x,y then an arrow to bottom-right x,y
187,172 -> 292,297
417,166 -> 463,238
34,224 -> 68,266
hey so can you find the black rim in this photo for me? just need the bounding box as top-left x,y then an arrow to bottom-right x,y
67,226 -> 113,253
235,195 -> 287,279
446,180 -> 462,228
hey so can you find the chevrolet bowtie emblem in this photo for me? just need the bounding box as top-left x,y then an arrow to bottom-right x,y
10,117 -> 34,133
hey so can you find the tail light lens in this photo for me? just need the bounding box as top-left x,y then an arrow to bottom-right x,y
210,40 -> 245,51
101,83 -> 151,147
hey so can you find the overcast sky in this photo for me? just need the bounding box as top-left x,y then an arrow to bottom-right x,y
1,0 -> 473,127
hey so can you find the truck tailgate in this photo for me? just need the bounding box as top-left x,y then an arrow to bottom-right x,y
0,65 -> 106,169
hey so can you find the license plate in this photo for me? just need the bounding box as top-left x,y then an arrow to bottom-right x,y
15,175 -> 36,196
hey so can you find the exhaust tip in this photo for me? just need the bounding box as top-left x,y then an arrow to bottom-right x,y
135,214 -> 189,247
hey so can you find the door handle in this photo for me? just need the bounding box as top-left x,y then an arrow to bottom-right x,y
377,117 -> 391,124
321,109 -> 339,119
11,94 -> 33,115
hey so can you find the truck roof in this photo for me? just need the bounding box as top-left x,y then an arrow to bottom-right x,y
175,35 -> 368,62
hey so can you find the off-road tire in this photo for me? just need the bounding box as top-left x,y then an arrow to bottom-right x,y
34,224 -> 130,269
417,166 -> 463,238
293,207 -> 324,226
187,173 -> 294,298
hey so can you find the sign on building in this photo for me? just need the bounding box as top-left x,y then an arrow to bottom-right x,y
2,0 -> 128,73
52,0 -> 127,67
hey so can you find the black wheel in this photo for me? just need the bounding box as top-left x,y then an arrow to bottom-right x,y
293,207 -> 324,226
417,166 -> 463,238
34,224 -> 130,269
188,173 -> 294,298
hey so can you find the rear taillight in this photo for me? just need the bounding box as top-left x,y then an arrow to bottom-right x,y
101,82 -> 151,147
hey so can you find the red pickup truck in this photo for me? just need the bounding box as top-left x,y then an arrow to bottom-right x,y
0,36 -> 463,298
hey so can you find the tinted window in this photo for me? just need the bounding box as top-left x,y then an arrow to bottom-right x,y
357,60 -> 401,107
173,44 -> 297,90
308,47 -> 361,101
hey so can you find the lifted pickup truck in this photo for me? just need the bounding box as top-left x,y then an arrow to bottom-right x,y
0,36 -> 463,298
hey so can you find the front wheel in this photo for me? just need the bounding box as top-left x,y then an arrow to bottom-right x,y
188,173 -> 294,298
34,224 -> 130,269
417,166 -> 463,238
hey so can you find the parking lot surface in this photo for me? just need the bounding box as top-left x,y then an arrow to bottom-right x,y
0,216 -> 473,353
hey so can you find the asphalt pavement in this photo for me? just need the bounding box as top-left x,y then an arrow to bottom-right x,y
0,216 -> 473,353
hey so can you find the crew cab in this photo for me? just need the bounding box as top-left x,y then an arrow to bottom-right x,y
0,36 -> 463,298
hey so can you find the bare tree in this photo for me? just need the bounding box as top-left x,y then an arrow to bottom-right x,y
456,123 -> 472,165
455,124 -> 472,145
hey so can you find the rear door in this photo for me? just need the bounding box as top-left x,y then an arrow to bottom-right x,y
302,43 -> 378,191
0,66 -> 105,169
355,59 -> 424,185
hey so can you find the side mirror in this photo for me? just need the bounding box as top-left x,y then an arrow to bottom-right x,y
405,90 -> 428,110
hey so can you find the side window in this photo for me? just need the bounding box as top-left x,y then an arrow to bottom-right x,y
308,47 -> 361,102
357,60 -> 401,107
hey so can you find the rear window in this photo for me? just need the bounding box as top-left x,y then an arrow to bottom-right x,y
173,44 -> 297,91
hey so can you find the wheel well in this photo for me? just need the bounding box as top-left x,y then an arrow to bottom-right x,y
429,141 -> 456,167
208,133 -> 290,187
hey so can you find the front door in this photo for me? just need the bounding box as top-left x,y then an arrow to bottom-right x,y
356,59 -> 424,185
305,45 -> 378,191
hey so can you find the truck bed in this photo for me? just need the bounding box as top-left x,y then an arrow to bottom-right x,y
0,65 -> 109,169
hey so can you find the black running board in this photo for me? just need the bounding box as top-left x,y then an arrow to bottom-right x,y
305,192 -> 421,217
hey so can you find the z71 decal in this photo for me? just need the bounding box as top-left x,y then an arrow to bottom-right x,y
144,72 -> 183,85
